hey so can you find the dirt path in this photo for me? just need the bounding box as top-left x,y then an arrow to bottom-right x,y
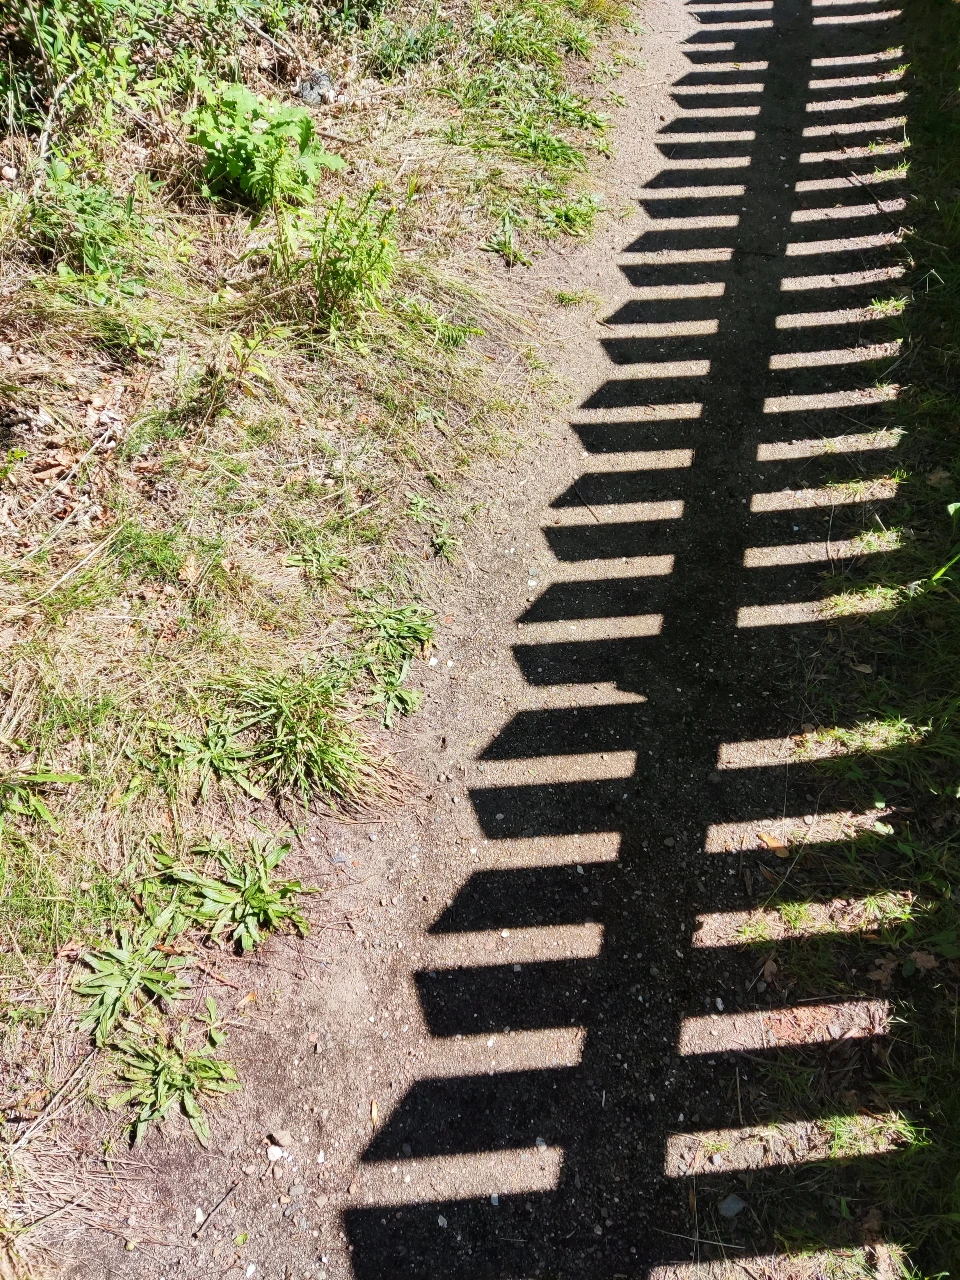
81,0 -> 908,1275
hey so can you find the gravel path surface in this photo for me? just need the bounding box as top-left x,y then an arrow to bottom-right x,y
80,0 -> 908,1274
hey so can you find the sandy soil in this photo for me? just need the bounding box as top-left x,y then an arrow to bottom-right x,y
73,0 -> 909,1275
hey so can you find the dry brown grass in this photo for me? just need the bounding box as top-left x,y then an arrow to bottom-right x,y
0,0 -> 631,1256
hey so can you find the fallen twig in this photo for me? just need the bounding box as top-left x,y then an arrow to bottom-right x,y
238,13 -> 301,63
572,479 -> 602,523
193,1180 -> 240,1238
29,524 -> 122,602
10,1050 -> 96,1153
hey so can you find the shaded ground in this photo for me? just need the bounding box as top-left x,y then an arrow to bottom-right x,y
77,0 -> 913,1275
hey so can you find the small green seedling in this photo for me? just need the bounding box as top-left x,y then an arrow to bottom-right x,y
109,1020 -> 240,1146
369,658 -> 424,727
482,214 -> 532,267
75,910 -> 190,1045
152,835 -> 312,952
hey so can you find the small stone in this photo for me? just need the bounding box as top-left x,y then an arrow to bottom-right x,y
242,1164 -> 256,1176
266,1145 -> 285,1162
290,1184 -> 305,1197
707,771 -> 722,784
402,1142 -> 412,1156
270,1129 -> 294,1147
663,837 -> 675,848
298,68 -> 337,106
438,1214 -> 448,1228
316,1193 -> 329,1207
718,1193 -> 747,1219
1,165 -> 17,181
0,344 -> 12,360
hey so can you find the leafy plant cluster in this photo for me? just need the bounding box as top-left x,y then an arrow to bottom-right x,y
355,599 -> 435,726
0,0 -> 308,127
110,1011 -> 240,1146
188,82 -> 345,207
74,833 -> 309,1143
27,161 -> 145,302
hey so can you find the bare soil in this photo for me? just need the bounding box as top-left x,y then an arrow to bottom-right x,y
73,0 -> 908,1275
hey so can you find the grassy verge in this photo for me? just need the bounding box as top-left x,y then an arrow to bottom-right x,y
737,3 -> 960,1274
0,0 -> 631,1259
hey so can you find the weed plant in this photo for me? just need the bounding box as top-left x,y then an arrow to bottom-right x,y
230,668 -> 369,804
151,834 -> 311,951
0,767 -> 82,839
74,909 -> 190,1045
189,82 -> 345,206
109,1016 -> 240,1146
0,0 -> 627,1233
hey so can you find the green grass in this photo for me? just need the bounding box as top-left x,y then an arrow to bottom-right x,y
736,914 -> 772,944
824,1114 -> 918,1162
778,901 -> 814,932
0,0 -> 627,1243
748,3 -> 960,1270
229,668 -> 370,805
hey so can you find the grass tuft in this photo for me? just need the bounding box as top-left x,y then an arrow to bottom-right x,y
230,669 -> 369,805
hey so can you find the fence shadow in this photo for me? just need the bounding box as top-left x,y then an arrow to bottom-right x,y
345,0 -> 911,1273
